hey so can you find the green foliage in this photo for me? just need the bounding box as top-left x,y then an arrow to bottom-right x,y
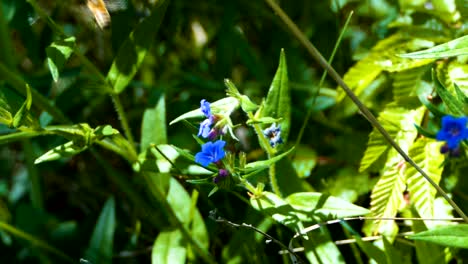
2,0 -> 468,263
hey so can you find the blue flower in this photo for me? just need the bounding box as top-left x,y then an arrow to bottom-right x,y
195,140 -> 226,167
436,115 -> 468,150
198,99 -> 217,138
263,123 -> 283,147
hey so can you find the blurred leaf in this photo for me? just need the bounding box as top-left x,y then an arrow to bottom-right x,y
405,138 -> 444,220
291,145 -> 317,178
152,229 -> 186,264
399,35 -> 468,59
303,227 -> 345,264
107,0 -> 169,93
355,236 -> 387,264
141,94 -> 167,151
85,197 -> 116,264
257,49 -> 291,144
12,84 -> 38,129
412,211 -> 447,264
285,192 -> 370,218
383,236 -> 409,264
408,225 -> 468,248
46,37 -> 75,82
34,140 -> 87,164
392,66 -> 429,105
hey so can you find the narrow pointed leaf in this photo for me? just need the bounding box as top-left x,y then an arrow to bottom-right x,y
408,224 -> 468,248
285,192 -> 370,218
85,197 -> 116,264
106,1 -> 169,93
34,141 -> 88,164
399,35 -> 468,59
243,147 -> 294,173
257,49 -> 290,143
433,69 -> 464,116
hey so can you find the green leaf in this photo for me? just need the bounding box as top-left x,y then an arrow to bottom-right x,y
408,224 -> 468,248
46,37 -> 75,82
432,69 -> 465,116
354,236 -> 387,264
336,34 -> 434,104
369,150 -> 407,234
360,106 -> 425,172
392,66 -> 429,105
243,147 -> 294,173
399,35 -> 468,59
285,192 -> 370,218
34,141 -> 87,164
383,236 -> 409,264
303,227 -> 345,264
85,197 -> 116,264
152,229 -> 186,264
412,211 -> 447,264
169,97 -> 239,125
250,191 -> 304,231
12,84 -> 38,129
291,145 -> 317,178
141,94 -> 167,151
106,1 -> 169,94
257,49 -> 291,144
405,138 -> 444,220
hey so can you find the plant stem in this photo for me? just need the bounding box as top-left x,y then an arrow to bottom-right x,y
247,112 -> 281,196
22,139 -> 43,210
263,0 -> 468,223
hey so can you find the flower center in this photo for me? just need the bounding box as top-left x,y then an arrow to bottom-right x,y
449,126 -> 461,137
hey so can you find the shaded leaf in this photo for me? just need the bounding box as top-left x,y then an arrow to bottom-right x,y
84,197 -> 116,264
107,1 -> 169,93
432,69 -> 464,116
46,37 -> 75,82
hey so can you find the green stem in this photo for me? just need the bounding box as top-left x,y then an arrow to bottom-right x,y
263,0 -> 468,223
22,139 -> 43,210
111,94 -> 136,151
295,11 -> 353,148
247,112 -> 281,196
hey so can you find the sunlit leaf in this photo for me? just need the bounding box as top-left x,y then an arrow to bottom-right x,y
152,229 -> 186,264
257,49 -> 291,144
285,192 -> 370,218
432,69 -> 465,116
405,138 -> 444,221
360,105 -> 425,172
399,35 -> 468,59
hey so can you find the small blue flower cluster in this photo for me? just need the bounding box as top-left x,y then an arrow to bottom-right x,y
194,100 -> 228,183
263,123 -> 283,147
437,115 -> 468,156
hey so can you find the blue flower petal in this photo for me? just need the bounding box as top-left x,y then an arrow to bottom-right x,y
436,115 -> 468,151
200,99 -> 211,117
195,140 -> 226,167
